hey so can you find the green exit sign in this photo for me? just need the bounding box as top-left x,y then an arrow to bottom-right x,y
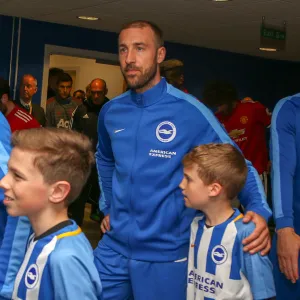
261,25 -> 286,41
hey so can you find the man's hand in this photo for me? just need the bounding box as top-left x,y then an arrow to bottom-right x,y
100,215 -> 110,234
277,227 -> 300,284
242,211 -> 271,255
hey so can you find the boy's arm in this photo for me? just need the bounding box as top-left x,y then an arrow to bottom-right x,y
50,249 -> 102,300
95,104 -> 115,216
237,222 -> 276,300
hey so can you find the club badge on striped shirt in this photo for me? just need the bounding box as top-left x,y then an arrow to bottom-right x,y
25,264 -> 39,289
211,245 -> 228,265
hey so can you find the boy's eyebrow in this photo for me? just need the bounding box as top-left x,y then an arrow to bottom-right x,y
183,172 -> 192,179
8,165 -> 26,178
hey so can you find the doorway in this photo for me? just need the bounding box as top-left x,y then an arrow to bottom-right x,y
41,45 -> 123,109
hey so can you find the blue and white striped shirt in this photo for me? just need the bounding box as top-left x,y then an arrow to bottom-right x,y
13,221 -> 102,300
187,209 -> 275,300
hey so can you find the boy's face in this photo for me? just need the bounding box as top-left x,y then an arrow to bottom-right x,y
179,164 -> 211,210
0,148 -> 50,217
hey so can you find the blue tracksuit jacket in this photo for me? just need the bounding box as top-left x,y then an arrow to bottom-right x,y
96,78 -> 271,262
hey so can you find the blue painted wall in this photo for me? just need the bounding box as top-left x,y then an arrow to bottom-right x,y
0,16 -> 13,80
1,15 -> 299,108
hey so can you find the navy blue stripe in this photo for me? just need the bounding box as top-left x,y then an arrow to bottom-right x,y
204,297 -> 215,300
205,224 -> 228,275
229,235 -> 241,280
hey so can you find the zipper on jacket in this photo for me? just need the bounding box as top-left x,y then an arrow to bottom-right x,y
128,104 -> 144,257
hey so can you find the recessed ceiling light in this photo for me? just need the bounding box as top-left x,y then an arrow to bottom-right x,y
259,47 -> 278,52
212,0 -> 232,2
77,16 -> 99,21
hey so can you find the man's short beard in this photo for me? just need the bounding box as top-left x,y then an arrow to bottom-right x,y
122,57 -> 158,91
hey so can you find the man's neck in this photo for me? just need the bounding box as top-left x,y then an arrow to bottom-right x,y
92,98 -> 105,106
201,199 -> 235,227
56,95 -> 71,103
5,101 -> 15,116
29,207 -> 69,237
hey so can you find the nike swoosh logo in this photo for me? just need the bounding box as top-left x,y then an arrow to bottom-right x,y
114,128 -> 125,133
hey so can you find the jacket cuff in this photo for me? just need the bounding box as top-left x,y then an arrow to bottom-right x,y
275,216 -> 294,230
247,207 -> 272,222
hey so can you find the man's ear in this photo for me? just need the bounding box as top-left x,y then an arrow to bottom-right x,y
208,182 -> 223,197
157,47 -> 166,64
49,181 -> 71,204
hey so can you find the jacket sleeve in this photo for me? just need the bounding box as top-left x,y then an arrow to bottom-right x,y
270,99 -> 296,230
0,115 -> 11,244
95,104 -> 115,216
191,101 -> 271,221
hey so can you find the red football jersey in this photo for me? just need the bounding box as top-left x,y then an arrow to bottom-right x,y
6,105 -> 41,133
216,101 -> 271,174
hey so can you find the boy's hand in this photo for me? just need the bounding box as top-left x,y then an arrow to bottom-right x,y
277,227 -> 300,284
242,211 -> 271,255
100,215 -> 110,233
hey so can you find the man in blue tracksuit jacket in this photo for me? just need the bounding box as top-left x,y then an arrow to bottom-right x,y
94,20 -> 272,300
270,94 -> 300,299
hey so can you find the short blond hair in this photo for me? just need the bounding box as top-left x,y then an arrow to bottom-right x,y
183,143 -> 248,200
11,128 -> 94,205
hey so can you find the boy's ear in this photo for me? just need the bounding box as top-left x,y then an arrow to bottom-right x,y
208,182 -> 223,197
49,181 -> 71,204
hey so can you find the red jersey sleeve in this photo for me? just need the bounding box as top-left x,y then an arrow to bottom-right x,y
27,117 -> 41,129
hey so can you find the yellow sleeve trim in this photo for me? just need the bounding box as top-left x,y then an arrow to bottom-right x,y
57,227 -> 82,240
233,214 -> 244,223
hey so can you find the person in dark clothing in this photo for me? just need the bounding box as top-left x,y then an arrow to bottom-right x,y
73,89 -> 86,106
16,74 -> 46,126
46,72 -> 79,129
68,78 -> 109,226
